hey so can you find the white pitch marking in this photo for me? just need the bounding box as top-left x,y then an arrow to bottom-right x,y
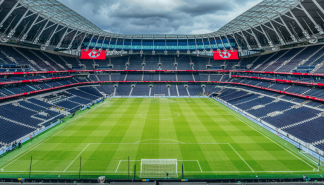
187,98 -> 191,102
88,114 -> 230,115
0,100 -> 110,170
0,170 -> 318,173
115,160 -> 141,172
134,139 -> 185,144
115,160 -> 122,172
88,143 -> 229,145
64,143 -> 90,172
177,160 -> 203,172
142,98 -> 153,103
228,143 -> 254,172
209,98 -> 318,171
196,160 -> 203,172
298,151 -> 320,171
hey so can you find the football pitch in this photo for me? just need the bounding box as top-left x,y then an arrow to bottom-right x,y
0,98 -> 322,179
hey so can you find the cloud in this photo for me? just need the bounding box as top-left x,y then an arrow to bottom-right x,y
57,0 -> 262,35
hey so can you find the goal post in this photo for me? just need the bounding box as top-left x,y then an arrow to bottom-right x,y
154,94 -> 165,98
140,159 -> 177,178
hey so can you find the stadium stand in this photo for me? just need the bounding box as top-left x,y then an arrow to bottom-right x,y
1,40 -> 324,160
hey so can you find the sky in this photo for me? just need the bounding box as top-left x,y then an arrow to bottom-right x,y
58,0 -> 262,35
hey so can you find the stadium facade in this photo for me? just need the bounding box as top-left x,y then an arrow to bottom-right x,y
1,0 -> 324,183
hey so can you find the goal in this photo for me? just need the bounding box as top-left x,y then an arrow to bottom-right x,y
154,94 -> 165,98
140,159 -> 177,178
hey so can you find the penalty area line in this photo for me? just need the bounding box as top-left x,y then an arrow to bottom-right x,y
228,144 -> 254,172
64,143 -> 90,172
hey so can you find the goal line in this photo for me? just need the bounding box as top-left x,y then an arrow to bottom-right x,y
154,94 -> 165,98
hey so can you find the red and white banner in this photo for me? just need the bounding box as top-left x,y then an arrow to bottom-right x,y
213,50 -> 239,60
80,49 -> 106,60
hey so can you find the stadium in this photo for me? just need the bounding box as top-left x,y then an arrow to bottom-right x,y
0,0 -> 324,184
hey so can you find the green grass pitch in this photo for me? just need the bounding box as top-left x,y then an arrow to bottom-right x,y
0,98 -> 322,179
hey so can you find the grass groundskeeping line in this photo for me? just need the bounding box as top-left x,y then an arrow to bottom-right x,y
0,98 -> 322,179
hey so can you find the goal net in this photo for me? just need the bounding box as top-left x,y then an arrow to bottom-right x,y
154,94 -> 165,98
140,159 -> 177,178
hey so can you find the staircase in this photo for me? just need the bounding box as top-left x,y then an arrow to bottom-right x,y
246,100 -> 275,111
58,55 -> 72,69
262,50 -> 290,71
175,85 -> 179,96
12,47 -> 41,71
311,61 -> 324,73
275,47 -> 306,71
41,51 -> 66,70
129,86 -> 133,96
95,75 -> 100,81
298,45 -> 324,67
219,75 -> 224,81
29,49 -> 56,70
253,52 -> 278,70
186,86 -> 190,96
246,55 -> 261,69
280,115 -> 321,130
192,74 -> 195,81
0,115 -> 37,129
1,50 -> 18,65
313,139 -> 324,145
234,96 -> 263,106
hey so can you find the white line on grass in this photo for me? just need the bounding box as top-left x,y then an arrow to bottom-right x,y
228,144 -> 254,172
187,98 -> 191,102
88,114 -> 231,115
0,100 -> 110,171
115,160 -> 122,172
209,98 -> 318,171
88,143 -> 229,145
0,170 -> 317,173
134,139 -> 186,144
197,160 -> 203,172
142,98 -> 153,103
298,151 -> 319,167
63,143 -> 90,172
115,160 -> 141,172
177,160 -> 202,172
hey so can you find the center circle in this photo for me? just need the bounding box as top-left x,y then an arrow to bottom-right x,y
139,110 -> 180,120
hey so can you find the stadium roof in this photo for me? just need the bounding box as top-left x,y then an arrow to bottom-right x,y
18,0 -> 300,38
0,0 -> 324,52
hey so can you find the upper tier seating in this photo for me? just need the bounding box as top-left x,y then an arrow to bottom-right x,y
160,56 -> 175,70
277,45 -> 322,72
128,55 -> 143,70
177,55 -> 192,70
